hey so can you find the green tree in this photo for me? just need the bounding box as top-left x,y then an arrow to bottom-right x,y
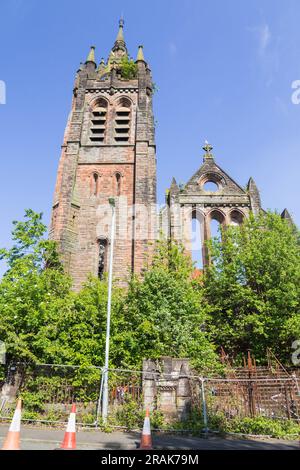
204,212 -> 300,363
117,240 -> 220,373
0,210 -> 126,368
0,210 -> 71,363
0,209 -> 61,274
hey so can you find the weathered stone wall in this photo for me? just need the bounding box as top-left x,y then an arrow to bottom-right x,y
49,30 -> 157,290
162,152 -> 259,265
143,357 -> 192,421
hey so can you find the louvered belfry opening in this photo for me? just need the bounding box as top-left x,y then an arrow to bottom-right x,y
90,98 -> 107,142
114,98 -> 131,142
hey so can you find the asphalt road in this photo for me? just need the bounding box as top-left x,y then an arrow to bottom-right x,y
0,424 -> 298,450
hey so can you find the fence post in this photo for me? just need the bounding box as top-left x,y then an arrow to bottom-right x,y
284,384 -> 291,419
96,367 -> 104,427
247,379 -> 256,417
200,378 -> 208,438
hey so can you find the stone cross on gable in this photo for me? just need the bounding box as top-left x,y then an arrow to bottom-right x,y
203,140 -> 213,159
203,140 -> 213,153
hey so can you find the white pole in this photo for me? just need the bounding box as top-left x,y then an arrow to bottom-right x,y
102,198 -> 116,423
201,378 -> 208,437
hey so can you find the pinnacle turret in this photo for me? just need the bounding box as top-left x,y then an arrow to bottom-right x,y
136,45 -> 145,62
86,46 -> 96,64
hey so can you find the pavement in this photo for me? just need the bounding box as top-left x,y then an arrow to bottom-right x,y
0,424 -> 298,450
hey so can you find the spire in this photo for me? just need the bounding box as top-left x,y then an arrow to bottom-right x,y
112,18 -> 126,50
116,18 -> 125,44
203,140 -> 214,161
86,46 -> 96,64
136,45 -> 145,62
109,18 -> 128,62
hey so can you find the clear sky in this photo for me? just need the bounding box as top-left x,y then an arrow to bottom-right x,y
0,0 -> 299,274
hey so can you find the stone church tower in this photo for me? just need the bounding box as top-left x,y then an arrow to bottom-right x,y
50,20 -> 157,289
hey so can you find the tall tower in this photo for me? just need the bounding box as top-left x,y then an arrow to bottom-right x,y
50,20 -> 157,289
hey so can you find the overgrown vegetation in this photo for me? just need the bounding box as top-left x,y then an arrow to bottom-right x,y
0,209 -> 299,435
222,415 -> 300,438
119,57 -> 137,79
205,212 -> 300,364
0,209 -> 299,369
0,210 -> 221,372
170,408 -> 300,439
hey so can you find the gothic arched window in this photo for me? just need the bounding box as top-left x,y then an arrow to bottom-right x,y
114,97 -> 131,142
209,210 -> 225,241
90,98 -> 108,143
230,210 -> 244,226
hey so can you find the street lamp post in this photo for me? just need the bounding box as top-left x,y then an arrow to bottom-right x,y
102,197 -> 116,423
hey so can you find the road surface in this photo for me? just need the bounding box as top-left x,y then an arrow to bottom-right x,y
0,424 -> 298,450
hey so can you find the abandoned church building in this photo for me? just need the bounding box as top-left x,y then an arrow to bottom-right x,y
50,20 -> 293,289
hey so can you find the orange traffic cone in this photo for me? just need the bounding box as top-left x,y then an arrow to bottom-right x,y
139,408 -> 152,449
60,404 -> 76,450
2,398 -> 22,450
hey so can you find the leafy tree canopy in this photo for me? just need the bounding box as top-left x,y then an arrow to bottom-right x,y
0,209 -> 299,373
0,211 -> 218,373
204,212 -> 300,364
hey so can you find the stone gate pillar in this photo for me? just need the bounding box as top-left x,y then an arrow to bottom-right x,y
142,357 -> 192,421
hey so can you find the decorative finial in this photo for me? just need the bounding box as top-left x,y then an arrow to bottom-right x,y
203,140 -> 213,159
119,17 -> 124,28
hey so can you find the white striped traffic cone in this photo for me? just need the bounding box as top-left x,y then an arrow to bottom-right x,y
60,404 -> 76,450
2,398 -> 22,450
139,408 -> 152,449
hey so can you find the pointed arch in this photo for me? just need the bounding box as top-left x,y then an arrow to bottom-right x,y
208,209 -> 226,241
208,209 -> 226,224
229,209 -> 245,226
114,96 -> 132,142
89,97 -> 108,143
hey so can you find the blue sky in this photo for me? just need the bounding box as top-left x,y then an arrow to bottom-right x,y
0,0 -> 299,274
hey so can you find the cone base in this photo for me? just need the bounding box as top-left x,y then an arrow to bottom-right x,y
139,436 -> 152,450
60,432 -> 76,450
2,432 -> 20,451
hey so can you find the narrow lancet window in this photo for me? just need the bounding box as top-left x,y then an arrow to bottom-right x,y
116,173 -> 121,196
98,239 -> 107,279
92,173 -> 99,196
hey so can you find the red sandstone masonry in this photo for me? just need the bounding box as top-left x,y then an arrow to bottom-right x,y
50,29 -> 156,290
